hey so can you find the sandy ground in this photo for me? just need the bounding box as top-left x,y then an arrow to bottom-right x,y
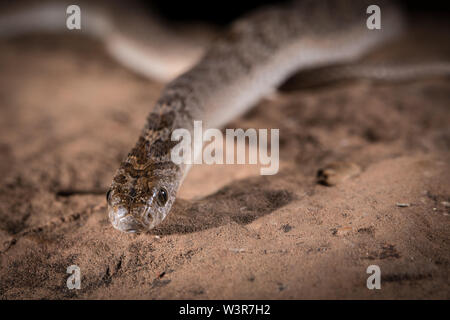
0,21 -> 449,299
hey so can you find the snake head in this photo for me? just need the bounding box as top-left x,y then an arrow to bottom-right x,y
107,160 -> 180,233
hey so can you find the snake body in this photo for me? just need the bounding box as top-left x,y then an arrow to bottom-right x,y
106,0 -> 404,233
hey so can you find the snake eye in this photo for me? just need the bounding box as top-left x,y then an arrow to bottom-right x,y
156,188 -> 168,206
106,189 -> 112,203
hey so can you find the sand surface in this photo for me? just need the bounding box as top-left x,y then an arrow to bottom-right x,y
0,21 -> 449,299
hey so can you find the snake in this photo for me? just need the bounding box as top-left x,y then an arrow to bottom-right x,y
1,0 -> 449,233
108,0 -> 405,233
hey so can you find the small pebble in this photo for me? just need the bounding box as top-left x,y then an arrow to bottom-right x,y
441,201 -> 450,208
396,203 -> 410,207
317,162 -> 361,186
332,226 -> 353,236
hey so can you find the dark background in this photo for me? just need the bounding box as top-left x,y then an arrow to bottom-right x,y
147,0 -> 450,24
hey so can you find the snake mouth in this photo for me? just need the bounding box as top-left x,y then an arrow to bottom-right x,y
108,205 -> 146,233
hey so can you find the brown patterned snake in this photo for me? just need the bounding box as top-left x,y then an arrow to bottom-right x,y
1,1 -> 449,233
